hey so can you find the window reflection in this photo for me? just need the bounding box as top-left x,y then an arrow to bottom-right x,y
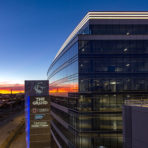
89,24 -> 148,35
48,24 -> 148,148
47,42 -> 78,78
79,40 -> 148,55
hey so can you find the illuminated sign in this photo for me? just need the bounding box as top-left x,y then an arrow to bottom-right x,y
25,80 -> 49,96
34,114 -> 44,120
33,82 -> 46,94
32,97 -> 48,105
31,121 -> 49,128
32,108 -> 49,113
25,80 -> 50,148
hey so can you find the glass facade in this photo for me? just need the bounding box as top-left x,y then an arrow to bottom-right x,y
47,16 -> 148,148
89,24 -> 148,35
48,43 -> 78,97
78,24 -> 148,35
77,39 -> 148,148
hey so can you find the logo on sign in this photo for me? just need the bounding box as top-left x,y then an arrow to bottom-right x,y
32,108 -> 49,113
35,114 -> 44,120
32,108 -> 37,113
32,97 -> 48,106
33,82 -> 46,94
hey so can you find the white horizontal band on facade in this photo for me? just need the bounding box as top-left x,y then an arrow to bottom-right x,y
53,12 -> 148,61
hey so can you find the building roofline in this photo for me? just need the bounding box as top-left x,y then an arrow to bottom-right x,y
53,11 -> 148,62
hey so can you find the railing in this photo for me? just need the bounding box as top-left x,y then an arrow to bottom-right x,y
125,100 -> 148,107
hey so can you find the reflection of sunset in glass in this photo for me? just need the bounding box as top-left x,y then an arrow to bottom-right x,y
49,83 -> 78,96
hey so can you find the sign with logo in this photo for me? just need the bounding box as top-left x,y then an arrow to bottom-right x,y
25,80 -> 49,96
34,114 -> 44,120
32,97 -> 48,105
31,121 -> 49,128
32,108 -> 49,114
25,80 -> 50,148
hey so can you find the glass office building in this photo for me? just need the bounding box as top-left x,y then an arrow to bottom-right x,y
47,12 -> 148,148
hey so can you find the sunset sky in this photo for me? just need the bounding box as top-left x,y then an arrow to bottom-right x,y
0,0 -> 148,94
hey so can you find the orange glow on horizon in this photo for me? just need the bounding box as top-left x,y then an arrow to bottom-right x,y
0,89 -> 24,94
0,81 -> 79,95
0,82 -> 24,94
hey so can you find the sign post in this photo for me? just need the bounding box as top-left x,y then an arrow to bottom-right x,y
25,80 -> 50,148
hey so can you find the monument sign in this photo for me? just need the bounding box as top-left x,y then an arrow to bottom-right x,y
25,80 -> 50,148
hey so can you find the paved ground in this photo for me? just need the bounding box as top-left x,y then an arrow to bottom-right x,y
9,128 -> 26,148
0,112 -> 24,147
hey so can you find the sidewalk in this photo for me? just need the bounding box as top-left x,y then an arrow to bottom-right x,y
9,127 -> 26,148
0,112 -> 25,147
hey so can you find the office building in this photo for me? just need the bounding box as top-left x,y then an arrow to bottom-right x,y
123,100 -> 148,148
47,12 -> 148,148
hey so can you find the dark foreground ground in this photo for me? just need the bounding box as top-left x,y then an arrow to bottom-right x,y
9,126 -> 26,148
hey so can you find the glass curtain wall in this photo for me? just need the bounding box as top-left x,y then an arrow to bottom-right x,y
77,39 -> 148,148
89,24 -> 148,35
48,43 -> 79,97
48,42 -> 79,148
48,23 -> 148,148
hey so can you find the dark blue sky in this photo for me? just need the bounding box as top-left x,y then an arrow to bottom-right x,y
0,0 -> 148,84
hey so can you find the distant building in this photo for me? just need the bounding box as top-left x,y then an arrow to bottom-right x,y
47,12 -> 148,148
123,100 -> 148,148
